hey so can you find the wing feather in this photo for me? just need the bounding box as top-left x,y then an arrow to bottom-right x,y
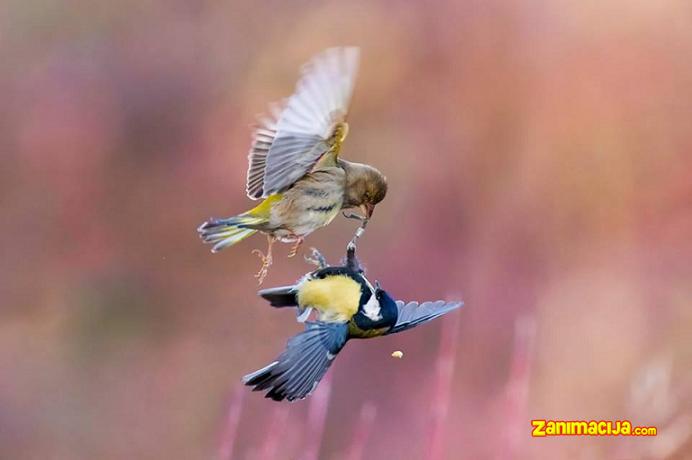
388,300 -> 463,335
245,47 -> 360,200
242,322 -> 348,401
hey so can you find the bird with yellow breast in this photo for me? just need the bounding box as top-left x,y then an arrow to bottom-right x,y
243,247 -> 463,401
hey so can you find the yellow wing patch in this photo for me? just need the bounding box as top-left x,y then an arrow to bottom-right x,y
313,122 -> 350,170
297,275 -> 360,322
328,121 -> 349,154
246,193 -> 283,218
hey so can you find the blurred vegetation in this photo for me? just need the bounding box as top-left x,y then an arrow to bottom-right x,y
1,0 -> 691,459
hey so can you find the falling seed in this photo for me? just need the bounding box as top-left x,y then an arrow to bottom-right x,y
391,350 -> 404,359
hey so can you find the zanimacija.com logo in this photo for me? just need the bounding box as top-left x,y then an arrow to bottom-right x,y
531,420 -> 657,437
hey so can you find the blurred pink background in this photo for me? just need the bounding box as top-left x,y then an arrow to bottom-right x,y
1,1 -> 691,459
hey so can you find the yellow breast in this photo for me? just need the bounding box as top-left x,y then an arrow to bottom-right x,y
297,275 -> 361,323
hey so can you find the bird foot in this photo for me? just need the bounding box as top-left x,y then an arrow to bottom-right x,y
345,242 -> 363,273
304,247 -> 327,269
287,238 -> 304,258
296,307 -> 312,322
251,249 -> 273,285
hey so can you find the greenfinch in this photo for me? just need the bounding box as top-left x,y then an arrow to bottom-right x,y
242,248 -> 463,401
198,47 -> 387,283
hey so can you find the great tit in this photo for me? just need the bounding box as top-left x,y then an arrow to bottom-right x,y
243,247 -> 463,401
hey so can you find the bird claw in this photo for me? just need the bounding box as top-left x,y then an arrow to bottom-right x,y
304,247 -> 327,269
296,307 -> 312,323
252,249 -> 272,285
287,238 -> 303,258
345,242 -> 363,273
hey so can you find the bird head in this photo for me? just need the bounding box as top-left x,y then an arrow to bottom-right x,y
341,161 -> 388,219
374,284 -> 398,317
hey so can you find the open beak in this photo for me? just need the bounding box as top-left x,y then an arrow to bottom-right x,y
360,203 -> 375,219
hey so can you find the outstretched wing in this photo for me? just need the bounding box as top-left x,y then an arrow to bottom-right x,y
388,300 -> 463,335
246,47 -> 360,199
242,321 -> 349,402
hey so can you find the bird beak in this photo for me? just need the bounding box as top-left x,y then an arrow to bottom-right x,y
360,203 -> 375,219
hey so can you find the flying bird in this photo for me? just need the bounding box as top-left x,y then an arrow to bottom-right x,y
242,248 -> 463,401
198,47 -> 387,284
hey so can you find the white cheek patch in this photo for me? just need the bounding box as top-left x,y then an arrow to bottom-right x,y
362,295 -> 382,321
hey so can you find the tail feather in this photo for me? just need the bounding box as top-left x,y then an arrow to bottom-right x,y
259,285 -> 311,322
197,215 -> 263,252
258,286 -> 298,307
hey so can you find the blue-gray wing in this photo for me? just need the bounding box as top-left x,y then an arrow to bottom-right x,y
388,300 -> 463,335
242,321 -> 348,402
245,47 -> 359,199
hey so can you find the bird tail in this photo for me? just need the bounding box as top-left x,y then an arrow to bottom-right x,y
197,216 -> 259,253
197,195 -> 281,253
259,285 -> 315,322
258,286 -> 297,307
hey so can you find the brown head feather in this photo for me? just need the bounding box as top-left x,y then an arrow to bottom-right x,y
339,160 -> 388,213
